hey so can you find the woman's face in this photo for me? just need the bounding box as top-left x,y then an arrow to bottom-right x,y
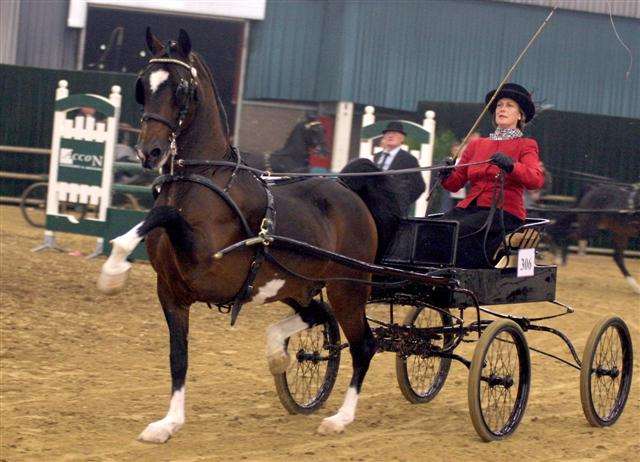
494,98 -> 522,129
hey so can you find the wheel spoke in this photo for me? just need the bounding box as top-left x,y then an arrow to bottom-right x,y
479,330 -> 521,434
284,324 -> 329,406
590,325 -> 623,421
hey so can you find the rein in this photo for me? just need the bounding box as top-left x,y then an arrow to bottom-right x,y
176,158 -> 492,179
546,166 -> 636,188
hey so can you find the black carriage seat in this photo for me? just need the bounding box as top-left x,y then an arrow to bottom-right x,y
493,218 -> 548,268
380,217 -> 459,267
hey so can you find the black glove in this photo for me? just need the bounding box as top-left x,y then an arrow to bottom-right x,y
490,152 -> 515,173
438,157 -> 455,180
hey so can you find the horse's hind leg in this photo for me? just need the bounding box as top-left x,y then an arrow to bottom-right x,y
318,281 -> 375,434
612,233 -> 640,294
139,279 -> 190,443
266,298 -> 330,374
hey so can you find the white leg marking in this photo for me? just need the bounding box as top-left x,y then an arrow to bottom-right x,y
149,70 -> 169,93
625,276 -> 640,294
250,279 -> 286,305
97,223 -> 144,294
318,386 -> 359,435
138,386 -> 185,443
578,239 -> 588,256
266,314 -> 309,374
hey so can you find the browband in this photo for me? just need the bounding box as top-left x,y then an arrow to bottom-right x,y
149,58 -> 198,77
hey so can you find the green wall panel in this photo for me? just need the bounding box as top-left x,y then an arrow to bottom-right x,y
0,64 -> 139,198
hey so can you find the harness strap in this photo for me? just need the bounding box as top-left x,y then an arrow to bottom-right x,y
151,173 -> 254,237
229,181 -> 276,326
141,112 -> 178,132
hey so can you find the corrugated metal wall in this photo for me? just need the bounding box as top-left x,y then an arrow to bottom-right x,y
14,0 -> 78,70
497,0 -> 640,19
245,0 -> 326,100
0,0 -> 20,65
245,0 -> 640,118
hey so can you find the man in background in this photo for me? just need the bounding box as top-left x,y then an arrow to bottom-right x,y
374,121 -> 425,216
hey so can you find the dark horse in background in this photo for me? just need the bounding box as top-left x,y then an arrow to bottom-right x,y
97,29 -> 401,442
242,115 -> 330,173
544,182 -> 640,294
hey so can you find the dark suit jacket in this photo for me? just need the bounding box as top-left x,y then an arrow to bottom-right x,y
375,149 -> 426,215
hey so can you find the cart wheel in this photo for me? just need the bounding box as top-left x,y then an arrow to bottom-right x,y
20,182 -> 48,228
580,316 -> 633,427
273,302 -> 341,414
468,319 -> 531,441
395,306 -> 453,403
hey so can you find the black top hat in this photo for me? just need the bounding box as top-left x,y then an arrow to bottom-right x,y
382,121 -> 406,135
484,83 -> 535,123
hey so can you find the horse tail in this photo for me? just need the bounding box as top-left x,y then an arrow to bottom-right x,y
340,158 -> 403,260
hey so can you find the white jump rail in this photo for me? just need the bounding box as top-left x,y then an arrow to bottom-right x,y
33,80 -> 121,257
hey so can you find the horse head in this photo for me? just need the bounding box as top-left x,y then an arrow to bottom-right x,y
134,28 -> 226,170
302,115 -> 329,156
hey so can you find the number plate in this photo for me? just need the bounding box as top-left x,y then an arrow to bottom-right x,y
517,249 -> 535,277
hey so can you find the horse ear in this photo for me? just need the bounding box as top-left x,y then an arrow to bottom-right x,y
146,27 -> 163,55
178,29 -> 192,56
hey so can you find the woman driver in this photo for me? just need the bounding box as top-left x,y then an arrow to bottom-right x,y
439,83 -> 544,268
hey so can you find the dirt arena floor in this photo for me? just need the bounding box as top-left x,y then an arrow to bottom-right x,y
1,204 -> 638,461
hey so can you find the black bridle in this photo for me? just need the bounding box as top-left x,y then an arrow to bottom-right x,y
136,57 -> 199,136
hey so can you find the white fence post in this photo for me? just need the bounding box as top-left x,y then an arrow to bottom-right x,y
415,110 -> 436,217
359,105 -> 375,161
331,101 -> 354,172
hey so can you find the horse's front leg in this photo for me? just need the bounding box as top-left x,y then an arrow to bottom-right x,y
139,279 -> 190,443
97,222 -> 144,294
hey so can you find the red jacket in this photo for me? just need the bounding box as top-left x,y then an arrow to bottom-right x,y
441,137 -> 544,220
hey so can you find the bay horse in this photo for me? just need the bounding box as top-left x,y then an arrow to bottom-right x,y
242,115 -> 330,173
97,29 -> 401,443
575,183 -> 640,293
543,182 -> 639,293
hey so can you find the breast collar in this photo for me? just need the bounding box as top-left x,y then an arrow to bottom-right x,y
151,149 -> 276,327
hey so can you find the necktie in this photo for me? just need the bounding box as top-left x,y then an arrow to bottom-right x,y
378,152 -> 389,169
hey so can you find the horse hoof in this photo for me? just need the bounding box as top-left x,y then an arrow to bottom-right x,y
267,351 -> 290,375
626,276 -> 640,294
317,417 -> 346,435
138,421 -> 176,444
97,265 -> 131,295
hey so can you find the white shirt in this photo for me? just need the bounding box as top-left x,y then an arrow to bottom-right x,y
379,146 -> 401,171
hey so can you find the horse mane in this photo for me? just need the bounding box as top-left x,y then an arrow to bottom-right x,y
189,51 -> 233,148
339,159 -> 403,260
190,51 -> 215,94
273,122 -> 305,157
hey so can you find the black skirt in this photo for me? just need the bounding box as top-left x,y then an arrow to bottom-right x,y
442,206 -> 523,268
